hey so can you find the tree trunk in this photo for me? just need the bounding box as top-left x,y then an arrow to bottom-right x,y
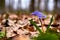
57,0 -> 60,14
0,0 -> 5,14
29,0 -> 35,12
38,0 -> 40,11
54,0 -> 58,14
45,0 -> 48,12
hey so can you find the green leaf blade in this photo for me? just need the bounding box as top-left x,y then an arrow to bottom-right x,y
30,20 -> 43,34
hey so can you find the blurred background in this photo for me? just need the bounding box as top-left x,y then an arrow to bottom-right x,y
0,0 -> 60,14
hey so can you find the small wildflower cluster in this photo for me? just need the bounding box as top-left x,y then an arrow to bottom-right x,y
30,11 -> 59,40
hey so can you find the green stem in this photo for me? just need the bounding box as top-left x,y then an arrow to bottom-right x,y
5,27 -> 6,38
39,19 -> 45,33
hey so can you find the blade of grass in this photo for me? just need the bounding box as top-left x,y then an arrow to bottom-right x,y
30,20 -> 43,34
47,16 -> 53,31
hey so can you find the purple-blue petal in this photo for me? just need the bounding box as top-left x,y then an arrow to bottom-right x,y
32,11 -> 43,15
32,11 -> 46,19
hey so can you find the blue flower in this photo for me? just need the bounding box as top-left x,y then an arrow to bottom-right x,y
32,11 -> 46,19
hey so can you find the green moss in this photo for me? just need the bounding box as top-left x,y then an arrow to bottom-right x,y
0,32 -> 5,38
34,33 -> 59,40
